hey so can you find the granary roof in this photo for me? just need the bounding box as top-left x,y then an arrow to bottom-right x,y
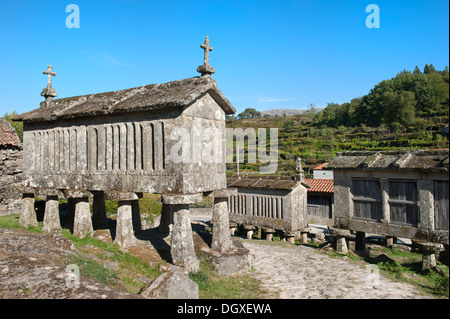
227,175 -> 310,191
326,149 -> 449,172
304,178 -> 334,194
0,118 -> 20,148
13,76 -> 235,123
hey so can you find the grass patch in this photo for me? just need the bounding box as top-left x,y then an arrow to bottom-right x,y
68,254 -> 119,286
0,214 -> 162,294
189,258 -> 267,299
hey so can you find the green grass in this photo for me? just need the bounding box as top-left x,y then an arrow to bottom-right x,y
189,258 -> 267,299
1,214 -> 268,298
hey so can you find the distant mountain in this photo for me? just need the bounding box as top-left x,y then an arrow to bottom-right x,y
261,108 -> 323,117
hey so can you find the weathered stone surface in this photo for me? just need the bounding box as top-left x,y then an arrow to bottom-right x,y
42,196 -> 62,233
161,193 -> 203,205
211,197 -> 231,252
0,228 -> 141,299
90,229 -> 113,243
19,194 -> 38,228
73,198 -> 93,238
203,238 -> 251,277
115,200 -> 138,249
171,204 -> 200,272
140,270 -> 198,299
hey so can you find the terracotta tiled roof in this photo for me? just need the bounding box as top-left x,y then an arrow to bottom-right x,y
313,163 -> 328,170
0,118 -> 20,147
305,178 -> 334,194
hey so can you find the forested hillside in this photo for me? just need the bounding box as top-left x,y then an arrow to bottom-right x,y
315,64 -> 449,129
226,64 -> 449,177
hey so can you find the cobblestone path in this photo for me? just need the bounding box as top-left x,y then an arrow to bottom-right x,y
242,240 -> 432,299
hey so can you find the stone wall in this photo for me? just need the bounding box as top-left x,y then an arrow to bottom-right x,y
0,146 -> 23,216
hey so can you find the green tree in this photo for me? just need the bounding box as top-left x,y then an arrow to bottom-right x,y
282,119 -> 295,131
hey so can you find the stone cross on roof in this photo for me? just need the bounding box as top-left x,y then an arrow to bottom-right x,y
41,64 -> 57,103
201,36 -> 213,66
43,64 -> 57,88
197,36 -> 216,76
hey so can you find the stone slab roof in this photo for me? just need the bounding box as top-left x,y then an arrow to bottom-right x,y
14,76 -> 235,123
326,149 -> 449,172
0,118 -> 20,148
304,178 -> 334,194
227,175 -> 309,191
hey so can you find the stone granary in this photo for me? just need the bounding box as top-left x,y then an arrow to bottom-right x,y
305,178 -> 334,226
327,149 -> 449,269
0,118 -> 23,216
13,37 -> 236,272
226,175 -> 310,243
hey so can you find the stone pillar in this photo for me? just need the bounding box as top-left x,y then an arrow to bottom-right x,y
331,228 -> 350,254
284,231 -> 296,244
158,203 -> 173,233
19,187 -> 37,228
263,227 -> 276,242
208,189 -> 236,252
386,236 -> 396,248
162,193 -> 202,272
65,190 -> 93,238
229,222 -> 238,236
355,231 -> 366,252
417,242 -> 445,271
105,192 -> 140,249
300,228 -> 311,245
92,191 -> 108,229
244,225 -> 255,240
38,188 -> 63,233
132,195 -> 142,233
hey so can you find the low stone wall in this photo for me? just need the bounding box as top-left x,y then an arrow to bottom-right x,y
0,147 -> 23,216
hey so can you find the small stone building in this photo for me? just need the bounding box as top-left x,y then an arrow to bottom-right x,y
327,149 -> 449,267
0,118 -> 23,216
13,37 -> 237,272
226,175 -> 310,242
305,178 -> 334,226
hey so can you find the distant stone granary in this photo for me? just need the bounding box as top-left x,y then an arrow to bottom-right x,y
327,149 -> 449,268
226,175 -> 310,243
305,178 -> 334,226
13,37 -> 236,272
0,118 -> 23,216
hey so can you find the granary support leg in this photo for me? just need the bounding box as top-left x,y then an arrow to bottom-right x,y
158,203 -> 173,233
65,190 -> 93,238
105,192 -> 141,249
19,188 -> 37,228
162,193 -> 202,273
331,228 -> 349,254
417,242 -> 445,271
92,191 -> 108,229
244,225 -> 255,240
131,196 -> 142,233
39,188 -> 63,233
355,231 -> 366,252
284,231 -> 296,244
263,227 -> 276,242
208,188 -> 236,252
300,228 -> 311,245
386,236 -> 396,248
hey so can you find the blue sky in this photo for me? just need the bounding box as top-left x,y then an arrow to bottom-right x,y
0,0 -> 448,116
